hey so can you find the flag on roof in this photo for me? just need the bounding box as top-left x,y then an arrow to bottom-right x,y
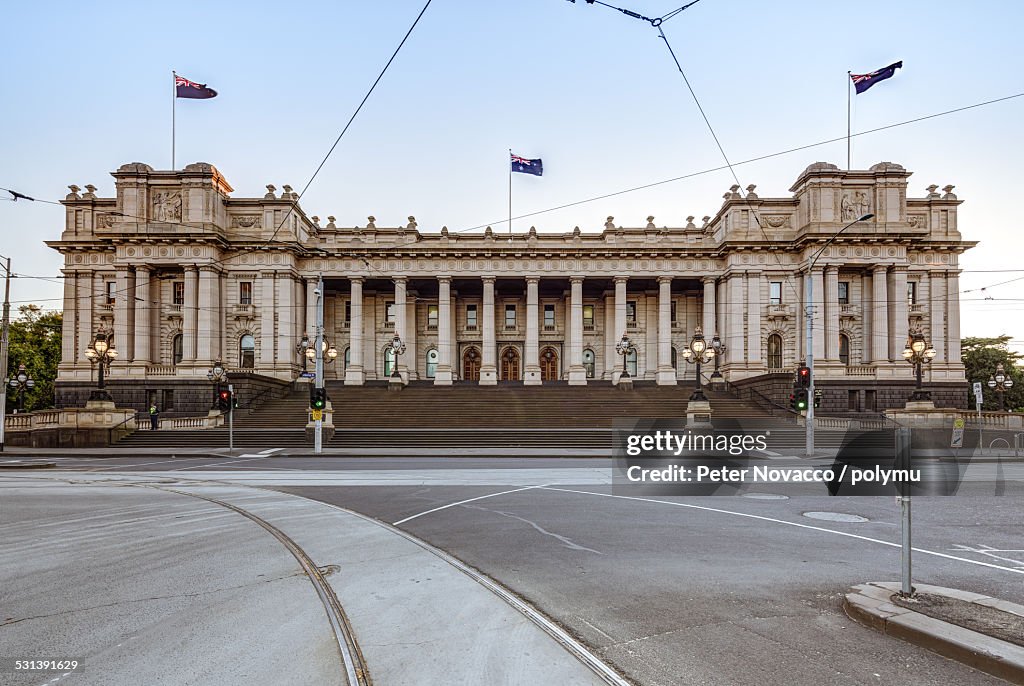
850,61 -> 902,94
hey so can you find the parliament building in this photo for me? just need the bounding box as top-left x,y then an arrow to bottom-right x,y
50,160 -> 972,415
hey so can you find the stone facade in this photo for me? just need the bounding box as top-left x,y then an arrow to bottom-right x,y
49,161 -> 974,415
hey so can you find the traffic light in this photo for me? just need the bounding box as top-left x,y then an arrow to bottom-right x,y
797,365 -> 811,388
310,386 -> 327,411
789,392 -> 798,411
814,389 -> 823,409
794,389 -> 809,412
217,388 -> 232,413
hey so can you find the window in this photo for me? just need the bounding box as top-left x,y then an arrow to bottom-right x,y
671,347 -> 678,370
106,281 -> 117,305
505,304 -> 516,329
543,304 -> 555,329
582,349 -> 595,378
839,334 -> 851,365
770,282 -> 782,306
239,281 -> 252,305
466,304 -> 478,329
344,347 -> 350,370
583,304 -> 595,329
626,301 -> 637,325
626,349 -> 638,377
767,333 -> 783,369
172,334 -> 183,365
670,301 -> 677,325
344,301 -> 351,326
385,301 -> 395,327
837,281 -> 849,306
848,390 -> 860,412
907,282 -> 917,305
172,281 -> 185,305
161,389 -> 175,410
425,349 -> 438,378
239,334 -> 255,368
383,347 -> 395,376
427,305 -> 438,329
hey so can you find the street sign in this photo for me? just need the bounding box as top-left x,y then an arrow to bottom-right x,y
300,371 -> 316,379
973,382 -> 983,404
311,409 -> 323,421
951,416 -> 965,448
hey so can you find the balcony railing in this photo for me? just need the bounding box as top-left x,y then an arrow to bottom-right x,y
543,324 -> 557,332
146,365 -> 177,376
844,365 -> 876,376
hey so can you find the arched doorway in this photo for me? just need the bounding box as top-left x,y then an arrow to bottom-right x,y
540,346 -> 558,381
500,347 -> 520,381
582,349 -> 595,378
463,347 -> 481,381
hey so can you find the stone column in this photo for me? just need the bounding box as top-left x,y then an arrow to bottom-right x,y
345,277 -> 365,384
133,266 -> 151,365
480,276 -> 497,385
604,293 -> 615,379
524,276 -> 541,385
78,271 -> 94,366
871,266 -> 889,364
305,278 -> 317,340
183,266 -> 199,363
259,270 -> 276,368
394,277 -> 408,380
275,273 -> 294,369
824,266 -> 839,361
861,272 -> 872,365
746,272 -> 762,366
947,270 -> 962,363
568,276 -> 587,385
929,271 -> 946,362
811,268 -> 824,363
60,271 -> 76,365
657,277 -> 676,385
702,277 -> 716,342
434,276 -> 453,385
114,266 -> 133,365
612,277 -> 628,382
889,266 -> 908,361
726,274 -> 745,369
405,292 -> 417,380
197,266 -> 219,366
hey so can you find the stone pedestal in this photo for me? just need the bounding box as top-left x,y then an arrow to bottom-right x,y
388,375 -> 404,392
344,366 -> 365,386
479,366 -> 498,385
305,400 -> 335,442
904,399 -> 936,412
686,400 -> 713,428
656,367 -> 678,386
568,366 -> 588,386
524,367 -> 542,386
617,376 -> 633,391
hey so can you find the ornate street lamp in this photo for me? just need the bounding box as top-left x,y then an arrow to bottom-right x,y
389,333 -> 406,379
902,328 -> 937,402
5,364 -> 35,413
615,332 -> 635,380
987,362 -> 1015,411
681,325 -> 716,401
709,333 -> 725,383
305,338 -> 339,364
297,334 -> 310,371
207,361 -> 229,410
84,329 -> 118,401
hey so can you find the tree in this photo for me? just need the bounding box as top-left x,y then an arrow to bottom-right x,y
5,305 -> 62,412
961,336 -> 1023,412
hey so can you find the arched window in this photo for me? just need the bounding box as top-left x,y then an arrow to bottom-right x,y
172,333 -> 183,365
767,334 -> 783,369
425,348 -> 438,379
383,347 -> 395,377
239,334 -> 255,368
839,334 -> 851,365
671,347 -> 678,370
582,349 -> 595,379
626,349 -> 638,377
343,347 -> 350,370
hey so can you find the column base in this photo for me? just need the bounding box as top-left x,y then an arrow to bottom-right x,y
524,366 -> 542,385
656,367 -> 678,386
568,366 -> 587,386
344,367 -> 365,386
433,366 -> 453,385
686,399 -> 713,428
479,365 -> 498,385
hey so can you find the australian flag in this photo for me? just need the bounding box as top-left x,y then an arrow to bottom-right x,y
175,74 -> 218,99
511,153 -> 543,176
850,61 -> 902,94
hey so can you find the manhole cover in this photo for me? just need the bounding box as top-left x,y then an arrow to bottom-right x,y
802,511 -> 868,522
742,493 -> 789,500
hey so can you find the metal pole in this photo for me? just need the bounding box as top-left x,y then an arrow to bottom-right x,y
172,71 -> 176,170
228,382 -> 234,452
0,255 -> 10,452
805,270 -> 815,456
895,426 -> 913,596
314,275 -> 324,455
846,71 -> 852,171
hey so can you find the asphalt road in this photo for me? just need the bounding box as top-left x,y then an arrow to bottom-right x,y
4,455 -> 1022,685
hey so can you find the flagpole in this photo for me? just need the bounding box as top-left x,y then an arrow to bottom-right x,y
508,148 -> 513,242
172,70 -> 177,170
847,71 -> 851,171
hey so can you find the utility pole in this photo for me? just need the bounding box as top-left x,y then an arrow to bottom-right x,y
314,275 -> 324,455
0,254 -> 11,452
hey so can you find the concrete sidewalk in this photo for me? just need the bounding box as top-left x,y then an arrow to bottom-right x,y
845,582 -> 1024,684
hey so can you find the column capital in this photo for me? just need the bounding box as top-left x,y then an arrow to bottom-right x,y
393,275 -> 407,284
613,275 -> 629,285
890,264 -> 909,273
481,275 -> 496,284
823,264 -> 838,275
135,265 -> 151,274
525,275 -> 540,285
437,275 -> 452,285
703,275 -> 717,285
184,264 -> 199,274
349,275 -> 364,284
569,275 -> 585,285
872,264 -> 889,274
657,276 -> 673,285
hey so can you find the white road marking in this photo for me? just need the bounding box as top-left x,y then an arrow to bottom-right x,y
540,486 -> 1024,576
172,457 -> 270,471
85,456 -> 212,471
949,544 -> 1024,568
392,484 -> 552,525
238,448 -> 284,458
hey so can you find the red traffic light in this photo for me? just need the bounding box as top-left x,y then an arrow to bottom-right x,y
797,366 -> 810,387
218,390 -> 230,400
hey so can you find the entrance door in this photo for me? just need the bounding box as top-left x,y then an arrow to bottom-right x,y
540,347 -> 558,381
500,347 -> 520,381
463,347 -> 481,381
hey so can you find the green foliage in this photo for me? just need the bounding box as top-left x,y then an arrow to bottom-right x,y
962,335 -> 1022,411
5,305 -> 62,412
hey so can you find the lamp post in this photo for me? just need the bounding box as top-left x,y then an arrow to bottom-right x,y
902,328 -> 937,403
305,339 -> 338,366
207,361 -> 229,410
84,329 -> 118,402
709,333 -> 725,384
0,253 -> 11,451
615,332 -> 635,381
804,212 -> 874,456
297,334 -> 310,371
389,333 -> 406,380
681,325 -> 716,401
5,364 -> 35,413
987,362 -> 1014,411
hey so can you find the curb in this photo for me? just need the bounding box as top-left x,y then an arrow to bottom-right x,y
0,460 -> 56,469
844,582 -> 1024,685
